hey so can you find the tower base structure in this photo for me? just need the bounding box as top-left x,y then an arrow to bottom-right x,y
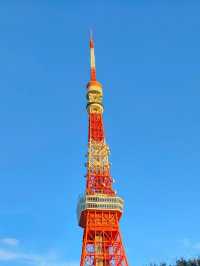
80,210 -> 128,266
77,194 -> 128,265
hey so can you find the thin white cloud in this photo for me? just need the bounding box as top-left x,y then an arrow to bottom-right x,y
0,238 -> 19,246
193,242 -> 200,250
0,249 -> 19,260
182,238 -> 191,248
0,248 -> 41,262
181,238 -> 200,251
0,248 -> 78,266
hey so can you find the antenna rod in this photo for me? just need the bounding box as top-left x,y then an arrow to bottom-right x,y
89,31 -> 96,81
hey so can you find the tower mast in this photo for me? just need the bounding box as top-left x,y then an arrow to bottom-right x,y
77,35 -> 129,266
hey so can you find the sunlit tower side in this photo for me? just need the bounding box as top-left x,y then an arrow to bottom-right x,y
77,35 -> 129,266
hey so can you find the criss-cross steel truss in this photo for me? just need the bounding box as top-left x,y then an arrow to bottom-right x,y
77,36 -> 129,266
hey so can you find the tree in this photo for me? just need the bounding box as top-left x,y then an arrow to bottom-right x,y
149,257 -> 200,266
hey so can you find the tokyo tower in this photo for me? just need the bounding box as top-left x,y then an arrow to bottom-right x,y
77,35 -> 129,266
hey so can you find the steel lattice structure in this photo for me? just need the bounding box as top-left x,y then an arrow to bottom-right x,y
77,35 -> 129,266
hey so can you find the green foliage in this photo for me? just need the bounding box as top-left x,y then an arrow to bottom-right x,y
149,258 -> 200,266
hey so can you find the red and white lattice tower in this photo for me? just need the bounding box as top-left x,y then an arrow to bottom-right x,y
77,35 -> 129,266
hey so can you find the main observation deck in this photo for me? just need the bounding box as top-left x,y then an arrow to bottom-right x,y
77,194 -> 124,226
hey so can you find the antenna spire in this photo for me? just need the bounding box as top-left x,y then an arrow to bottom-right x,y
89,31 -> 96,81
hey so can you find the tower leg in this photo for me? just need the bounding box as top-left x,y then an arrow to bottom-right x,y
80,211 -> 128,266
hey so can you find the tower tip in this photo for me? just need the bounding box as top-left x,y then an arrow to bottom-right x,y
89,30 -> 96,80
89,29 -> 94,49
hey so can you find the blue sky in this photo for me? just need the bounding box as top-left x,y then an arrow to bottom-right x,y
0,1 -> 200,266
